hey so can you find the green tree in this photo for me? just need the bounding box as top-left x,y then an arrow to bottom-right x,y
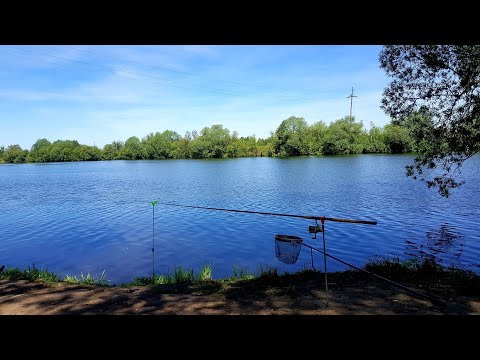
323,116 -> 364,155
172,137 -> 191,159
236,135 -> 257,157
102,140 -> 124,160
383,124 -> 414,153
256,136 -> 274,157
273,116 -> 308,156
143,130 -> 181,159
358,122 -> 388,154
380,45 -> 480,197
305,121 -> 328,155
28,138 -> 51,162
121,136 -> 146,160
3,144 -> 28,163
197,124 -> 231,158
188,137 -> 209,159
225,131 -> 240,157
47,140 -> 82,162
78,145 -> 102,161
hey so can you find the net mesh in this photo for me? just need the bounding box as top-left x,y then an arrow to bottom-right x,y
275,234 -> 303,264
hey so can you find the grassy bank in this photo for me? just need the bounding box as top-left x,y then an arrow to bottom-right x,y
364,257 -> 480,297
0,263 -> 278,287
1,258 -> 479,298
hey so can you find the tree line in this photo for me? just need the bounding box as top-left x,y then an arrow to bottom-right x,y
2,46 -> 476,197
0,115 -> 424,164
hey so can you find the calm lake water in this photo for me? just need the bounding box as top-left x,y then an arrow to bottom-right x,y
1,155 -> 479,285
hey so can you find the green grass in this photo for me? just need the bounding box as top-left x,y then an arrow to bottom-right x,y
228,264 -> 279,282
230,265 -> 255,281
125,264 -> 276,286
123,276 -> 154,286
196,264 -> 213,282
365,256 -> 444,278
124,274 -> 177,286
0,263 -> 60,283
3,258 -> 480,299
123,265 -> 211,286
364,256 -> 480,296
173,266 -> 195,283
64,270 -> 110,286
257,264 -> 278,279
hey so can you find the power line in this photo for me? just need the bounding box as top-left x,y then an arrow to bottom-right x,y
1,46 -> 325,101
347,86 -> 358,118
7,46 -> 249,96
64,45 -> 257,88
0,48 -> 197,101
62,45 -> 342,95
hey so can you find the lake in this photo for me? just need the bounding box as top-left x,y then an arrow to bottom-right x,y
1,155 -> 479,285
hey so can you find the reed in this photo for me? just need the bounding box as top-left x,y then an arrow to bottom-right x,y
64,270 -> 110,286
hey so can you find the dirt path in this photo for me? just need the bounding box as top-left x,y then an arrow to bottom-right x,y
1,272 -> 479,315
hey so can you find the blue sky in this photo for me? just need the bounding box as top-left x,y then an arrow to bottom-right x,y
0,45 -> 391,149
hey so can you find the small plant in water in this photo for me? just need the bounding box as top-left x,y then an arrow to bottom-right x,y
257,264 -> 278,278
173,266 -> 194,283
231,265 -> 255,281
196,265 -> 213,282
65,270 -> 110,286
0,263 -> 60,283
124,266 -> 204,286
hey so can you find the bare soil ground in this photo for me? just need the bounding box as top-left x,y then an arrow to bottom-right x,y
1,271 -> 479,315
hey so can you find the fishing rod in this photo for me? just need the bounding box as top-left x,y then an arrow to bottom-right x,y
155,201 -> 445,309
157,202 -> 378,225
301,242 -> 447,308
157,201 -> 381,308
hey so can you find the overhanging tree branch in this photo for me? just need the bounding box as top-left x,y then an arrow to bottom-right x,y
380,45 -> 480,197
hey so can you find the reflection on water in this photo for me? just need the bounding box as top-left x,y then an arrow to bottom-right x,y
405,223 -> 465,267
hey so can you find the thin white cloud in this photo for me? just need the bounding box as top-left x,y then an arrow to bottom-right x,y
0,45 -> 392,149
80,88 -> 388,146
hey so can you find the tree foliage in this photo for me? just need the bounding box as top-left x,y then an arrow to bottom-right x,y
29,138 -> 51,162
273,116 -> 308,156
323,116 -> 364,155
382,124 -> 414,153
197,124 -> 231,158
304,121 -> 328,155
121,136 -> 145,160
143,130 -> 181,159
102,141 -> 124,160
0,117 -> 417,164
380,45 -> 480,197
362,123 -> 388,153
3,144 -> 28,163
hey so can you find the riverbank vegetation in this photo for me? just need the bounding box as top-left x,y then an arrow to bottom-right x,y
0,114 -> 422,164
1,257 -> 479,298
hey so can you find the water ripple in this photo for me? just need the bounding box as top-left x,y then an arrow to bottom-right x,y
0,156 -> 478,284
